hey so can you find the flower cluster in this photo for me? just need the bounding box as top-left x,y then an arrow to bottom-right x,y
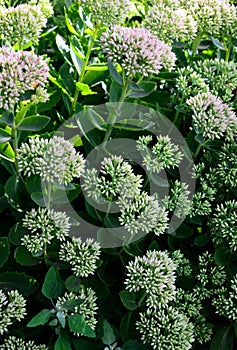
82,155 -> 142,202
162,180 -> 192,218
144,4 -> 197,44
0,0 -> 53,48
79,0 -> 132,26
172,289 -> 213,344
212,274 -> 237,321
17,136 -> 85,185
136,306 -> 195,350
0,336 -> 48,350
59,238 -> 101,277
216,142 -> 237,187
0,290 -> 26,335
181,0 -> 225,37
0,46 -> 49,110
196,252 -> 227,299
100,26 -> 176,78
56,285 -> 98,334
125,250 -> 176,309
118,192 -> 168,236
22,207 -> 71,255
187,92 -> 237,141
137,135 -> 183,174
209,200 -> 237,251
175,59 -> 237,107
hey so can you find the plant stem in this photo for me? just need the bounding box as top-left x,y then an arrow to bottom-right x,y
72,27 -> 99,112
11,122 -> 19,175
103,71 -> 130,145
225,41 -> 233,62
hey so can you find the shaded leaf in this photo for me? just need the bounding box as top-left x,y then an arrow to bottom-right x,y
27,309 -> 51,327
42,266 -> 64,299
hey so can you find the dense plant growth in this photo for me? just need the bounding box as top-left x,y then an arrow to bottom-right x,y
0,0 -> 237,349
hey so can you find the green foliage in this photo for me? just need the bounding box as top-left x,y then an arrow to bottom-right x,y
0,0 -> 237,349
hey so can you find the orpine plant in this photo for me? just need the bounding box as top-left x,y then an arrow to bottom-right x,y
136,306 -> 195,350
0,337 -> 48,350
22,207 -> 71,255
100,26 -> 176,79
118,192 -> 168,237
78,0 -> 133,26
125,250 -> 177,309
17,136 -> 85,185
0,46 -> 49,110
82,155 -> 142,203
0,290 -> 26,335
144,4 -> 197,44
0,0 -> 53,48
56,286 -> 98,335
59,237 -> 101,277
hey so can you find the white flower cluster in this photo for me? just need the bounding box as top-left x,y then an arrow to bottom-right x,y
18,136 -> 85,185
59,238 -> 101,277
137,306 -> 195,350
0,290 -> 26,335
82,155 -> 142,202
22,207 -> 71,255
56,285 -> 98,334
0,336 -> 48,350
118,192 -> 168,236
137,135 -> 183,174
125,250 -> 177,309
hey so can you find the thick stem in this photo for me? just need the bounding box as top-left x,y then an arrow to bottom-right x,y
225,41 -> 233,62
11,122 -> 19,175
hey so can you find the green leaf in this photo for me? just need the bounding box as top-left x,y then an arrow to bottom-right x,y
17,116 -> 50,131
0,272 -> 39,296
0,142 -> 15,162
86,64 -> 108,72
210,324 -> 234,350
31,192 -> 47,207
109,80 -> 122,102
56,34 -> 71,66
8,223 -> 28,246
70,36 -> 85,59
76,82 -> 96,96
0,128 -> 11,143
14,246 -> 40,266
73,339 -> 99,350
214,246 -> 231,266
27,309 -> 51,327
102,319 -> 116,345
194,235 -> 210,246
70,45 -> 84,76
65,10 -> 80,37
128,81 -> 156,98
42,266 -> 64,299
119,290 -> 139,311
0,111 -> 14,126
57,311 -> 66,328
67,314 -> 96,338
0,237 -> 10,268
123,340 -> 151,350
55,336 -> 72,350
211,37 -> 225,50
108,60 -> 122,85
65,275 -> 81,292
169,224 -> 194,239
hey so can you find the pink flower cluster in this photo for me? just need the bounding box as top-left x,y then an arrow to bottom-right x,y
0,46 -> 49,110
187,92 -> 237,140
101,26 -> 176,78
